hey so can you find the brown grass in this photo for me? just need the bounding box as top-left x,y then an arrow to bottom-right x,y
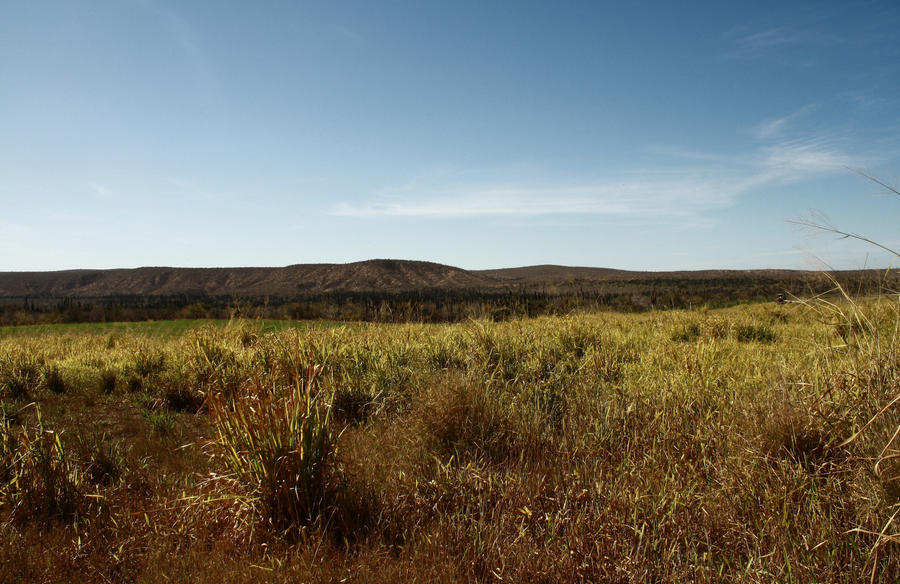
0,302 -> 898,582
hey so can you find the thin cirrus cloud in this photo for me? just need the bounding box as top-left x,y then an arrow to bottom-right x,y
724,25 -> 841,60
331,137 -> 858,220
332,175 -> 748,219
752,104 -> 817,140
758,137 -> 859,179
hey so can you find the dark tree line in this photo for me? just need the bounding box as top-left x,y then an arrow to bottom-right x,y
1,270 -> 896,326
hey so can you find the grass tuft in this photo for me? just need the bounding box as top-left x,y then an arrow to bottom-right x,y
0,405 -> 84,523
207,362 -> 334,535
42,365 -> 67,394
735,323 -> 776,343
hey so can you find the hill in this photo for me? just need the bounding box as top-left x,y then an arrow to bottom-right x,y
0,260 -> 871,299
477,265 -> 809,283
0,260 -> 501,298
1,260 -> 895,325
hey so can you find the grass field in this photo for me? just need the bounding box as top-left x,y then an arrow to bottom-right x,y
0,300 -> 898,582
0,318 -> 347,339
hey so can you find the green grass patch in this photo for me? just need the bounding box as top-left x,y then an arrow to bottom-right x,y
0,318 -> 347,339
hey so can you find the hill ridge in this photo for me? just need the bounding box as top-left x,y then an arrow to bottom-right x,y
0,258 -> 878,299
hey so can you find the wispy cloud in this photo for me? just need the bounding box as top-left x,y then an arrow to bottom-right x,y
332,131 -> 859,220
752,104 -> 818,140
88,182 -> 114,200
723,25 -> 840,62
759,139 -> 855,178
332,170 -> 758,219
334,25 -> 365,45
333,175 -> 743,218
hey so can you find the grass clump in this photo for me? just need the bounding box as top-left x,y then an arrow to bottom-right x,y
207,363 -> 334,535
0,405 -> 84,523
671,322 -> 702,342
98,368 -> 117,394
735,323 -> 776,343
76,432 -> 125,486
42,364 -> 68,394
131,347 -> 166,378
0,351 -> 42,399
144,410 -> 176,437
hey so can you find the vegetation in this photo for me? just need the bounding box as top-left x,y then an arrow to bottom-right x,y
3,268 -> 897,326
0,299 -> 897,582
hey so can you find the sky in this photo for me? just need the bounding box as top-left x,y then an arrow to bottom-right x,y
2,0 -> 900,272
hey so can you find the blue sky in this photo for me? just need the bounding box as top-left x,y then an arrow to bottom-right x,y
2,0 -> 899,271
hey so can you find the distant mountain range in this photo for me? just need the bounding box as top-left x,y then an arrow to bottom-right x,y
0,259 -> 871,299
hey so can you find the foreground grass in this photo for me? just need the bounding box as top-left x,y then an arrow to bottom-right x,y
0,300 -> 898,582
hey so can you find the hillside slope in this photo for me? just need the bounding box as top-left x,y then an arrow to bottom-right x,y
0,260 -> 501,297
0,259 -> 887,299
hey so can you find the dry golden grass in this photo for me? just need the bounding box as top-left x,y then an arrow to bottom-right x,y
0,300 -> 898,582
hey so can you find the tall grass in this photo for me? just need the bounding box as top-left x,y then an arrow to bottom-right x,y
0,404 -> 84,523
207,362 -> 334,535
790,170 -> 900,579
1,303 -> 899,581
